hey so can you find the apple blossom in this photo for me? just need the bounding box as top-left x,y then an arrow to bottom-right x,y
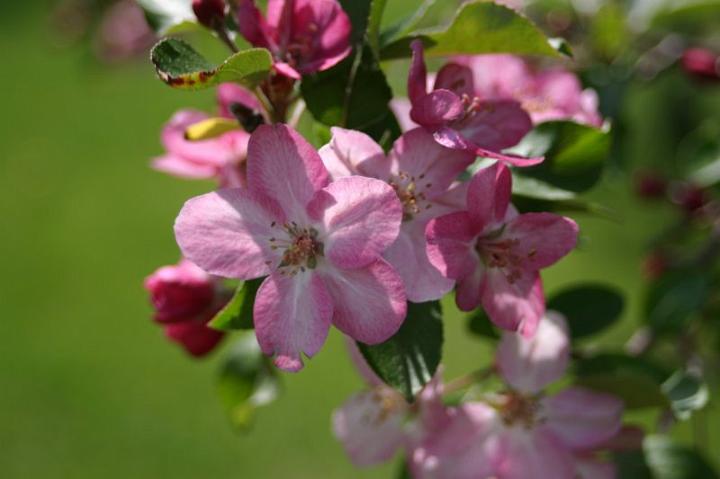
237,0 -> 352,79
319,127 -> 474,302
426,162 -> 578,337
174,124 -> 407,372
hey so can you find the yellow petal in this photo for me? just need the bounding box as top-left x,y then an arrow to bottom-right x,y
184,117 -> 240,141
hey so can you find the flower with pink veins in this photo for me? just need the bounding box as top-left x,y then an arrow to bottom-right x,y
144,259 -> 226,357
426,162 -> 578,337
408,40 -> 540,166
319,127 -> 474,302
411,313 -> 624,479
237,0 -> 352,79
152,83 -> 262,187
174,124 -> 407,372
456,54 -> 603,127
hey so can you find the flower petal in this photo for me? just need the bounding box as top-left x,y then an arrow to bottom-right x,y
495,428 -> 576,479
434,62 -> 475,97
408,40 -> 429,104
332,387 -> 407,466
456,99 -> 533,151
504,213 -> 579,270
217,83 -> 262,118
174,188 -> 285,279
164,320 -> 224,358
318,127 -> 389,180
389,128 -> 475,198
247,124 -> 329,220
290,0 -> 352,74
321,259 -> 406,344
152,154 -> 218,179
253,272 -> 333,372
384,222 -> 455,302
467,162 -> 512,228
160,110 -> 230,166
480,269 -> 545,337
237,0 -> 276,50
425,211 -> 479,280
410,89 -> 464,127
455,266 -> 484,311
542,387 -> 624,450
308,176 -> 402,269
496,311 -> 570,393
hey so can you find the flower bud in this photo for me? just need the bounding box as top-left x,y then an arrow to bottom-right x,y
165,320 -> 224,357
681,48 -> 720,81
144,260 -> 215,323
634,171 -> 668,199
671,182 -> 707,214
192,0 -> 226,29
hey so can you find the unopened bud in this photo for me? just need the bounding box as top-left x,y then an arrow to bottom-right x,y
671,182 -> 707,214
192,0 -> 226,29
681,48 -> 720,81
634,171 -> 667,199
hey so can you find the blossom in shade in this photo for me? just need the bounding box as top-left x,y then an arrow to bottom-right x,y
152,83 -> 262,187
425,162 -> 578,337
410,313 -> 624,479
454,54 -> 603,127
319,127 -> 474,302
408,40 -> 540,166
144,259 -> 225,357
174,124 -> 406,372
237,0 -> 352,79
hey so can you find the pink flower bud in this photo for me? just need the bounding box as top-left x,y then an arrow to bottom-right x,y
681,48 -> 720,81
192,0 -> 226,29
671,182 -> 707,213
634,171 -> 667,199
165,319 -> 224,357
144,260 -> 215,323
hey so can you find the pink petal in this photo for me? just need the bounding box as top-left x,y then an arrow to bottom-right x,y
504,213 -> 579,270
217,83 -> 262,118
237,0 -> 275,50
273,62 -> 302,79
425,214 -> 479,283
289,0 -> 352,74
174,188 -> 285,279
467,162 -> 512,229
433,127 -> 545,167
410,89 -> 464,127
332,387 -> 407,466
542,387 -> 624,450
455,99 -> 533,151
408,40 -> 429,104
388,128 -> 475,198
318,127 -> 389,180
247,124 -> 329,220
496,311 -> 570,393
480,269 -> 545,337
464,54 -> 530,99
455,266 -> 484,311
320,259 -> 406,344
495,428 -> 576,479
390,98 -> 417,133
425,211 -> 480,280
307,176 -> 402,269
152,155 -> 218,179
160,110 -> 230,167
253,272 -> 333,372
434,62 -> 475,97
345,336 -> 383,387
164,320 -> 224,357
144,259 -> 215,323
383,222 -> 455,302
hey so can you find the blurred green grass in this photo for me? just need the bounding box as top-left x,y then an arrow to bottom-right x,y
0,2 -> 717,478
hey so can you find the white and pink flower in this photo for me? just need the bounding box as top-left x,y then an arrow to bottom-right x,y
174,124 -> 407,372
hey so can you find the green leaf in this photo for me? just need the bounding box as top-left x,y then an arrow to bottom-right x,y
645,272 -> 709,334
209,279 -> 263,331
643,435 -> 719,479
217,334 -> 280,431
661,371 -> 709,420
366,0 -> 388,58
511,121 -> 611,193
151,38 -> 272,90
652,2 -> 720,36
380,0 -> 437,47
547,284 -> 625,339
614,451 -> 653,479
466,309 -> 500,340
573,354 -> 669,409
381,1 -> 561,60
357,301 -> 443,402
136,0 -> 198,35
510,175 -> 613,217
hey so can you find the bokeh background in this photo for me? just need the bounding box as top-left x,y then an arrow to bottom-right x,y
1,1 -> 719,477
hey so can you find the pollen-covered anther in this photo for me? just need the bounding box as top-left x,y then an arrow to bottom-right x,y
499,392 -> 540,429
269,223 -> 324,274
388,170 -> 430,221
477,237 -> 524,283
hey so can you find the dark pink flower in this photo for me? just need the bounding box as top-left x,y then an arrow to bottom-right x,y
425,162 -> 578,336
319,127 -> 474,301
192,0 -> 226,28
408,41 -> 539,166
153,84 -> 262,187
681,48 -> 720,81
174,125 -> 406,371
237,0 -> 352,79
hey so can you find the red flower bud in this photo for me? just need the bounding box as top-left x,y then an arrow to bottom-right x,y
671,182 -> 707,214
165,319 -> 224,357
192,0 -> 226,29
144,260 -> 215,324
681,48 -> 720,81
634,171 -> 667,199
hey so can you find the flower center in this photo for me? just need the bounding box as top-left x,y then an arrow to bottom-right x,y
476,233 -> 524,284
268,222 -> 324,275
499,392 -> 540,429
458,93 -> 495,122
283,23 -> 318,67
387,171 -> 433,221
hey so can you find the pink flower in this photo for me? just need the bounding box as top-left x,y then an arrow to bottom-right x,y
174,124 -> 407,372
144,259 -> 225,357
237,0 -> 352,79
408,40 -> 540,166
455,54 -> 603,127
319,127 -> 474,301
152,83 -> 262,187
425,162 -> 578,337
681,48 -> 720,81
411,313 -> 623,479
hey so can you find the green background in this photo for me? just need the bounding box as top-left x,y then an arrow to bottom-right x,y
1,2 -> 717,478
